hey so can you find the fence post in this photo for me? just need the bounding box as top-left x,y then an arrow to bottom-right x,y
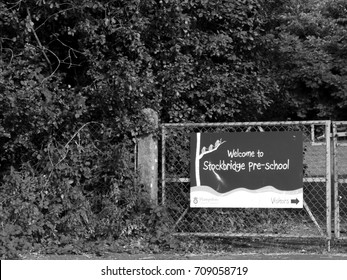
325,120 -> 332,251
137,108 -> 158,207
332,121 -> 340,239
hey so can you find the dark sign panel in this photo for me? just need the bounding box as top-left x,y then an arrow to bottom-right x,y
190,132 -> 303,208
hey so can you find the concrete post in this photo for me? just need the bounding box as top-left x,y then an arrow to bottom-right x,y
137,108 -> 158,207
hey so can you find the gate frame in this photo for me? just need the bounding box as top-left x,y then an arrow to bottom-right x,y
161,120 -> 332,250
333,121 -> 347,240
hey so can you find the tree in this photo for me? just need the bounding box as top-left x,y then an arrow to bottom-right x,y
142,0 -> 278,122
0,0 -> 281,175
263,0 -> 347,120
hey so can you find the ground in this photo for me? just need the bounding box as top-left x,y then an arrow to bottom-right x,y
20,252 -> 347,260
19,237 -> 347,260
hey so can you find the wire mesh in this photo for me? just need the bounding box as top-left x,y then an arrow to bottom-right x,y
161,121 -> 331,239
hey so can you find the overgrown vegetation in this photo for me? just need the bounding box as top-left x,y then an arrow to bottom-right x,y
1,0 -> 347,259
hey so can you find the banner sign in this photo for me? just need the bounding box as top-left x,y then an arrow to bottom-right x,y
190,132 -> 303,208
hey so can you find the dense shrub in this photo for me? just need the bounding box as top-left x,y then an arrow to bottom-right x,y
0,122 -> 154,259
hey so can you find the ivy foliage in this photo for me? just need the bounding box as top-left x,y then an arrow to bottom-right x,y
1,0 -> 277,125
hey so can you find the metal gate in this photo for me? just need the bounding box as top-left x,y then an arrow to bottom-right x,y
161,121 -> 332,245
333,121 -> 347,239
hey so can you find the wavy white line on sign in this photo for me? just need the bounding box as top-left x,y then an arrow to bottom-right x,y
191,185 -> 303,197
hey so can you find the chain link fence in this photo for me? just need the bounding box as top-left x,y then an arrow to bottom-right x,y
333,121 -> 347,239
161,121 -> 331,244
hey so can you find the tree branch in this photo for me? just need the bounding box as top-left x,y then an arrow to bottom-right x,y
26,8 -> 52,71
